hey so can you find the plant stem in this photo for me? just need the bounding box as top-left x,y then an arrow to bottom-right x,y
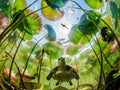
37,48 -> 44,83
22,34 -> 47,77
8,32 -> 25,83
4,51 -> 25,88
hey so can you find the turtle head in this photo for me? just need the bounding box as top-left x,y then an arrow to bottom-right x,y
58,57 -> 65,66
58,57 -> 66,71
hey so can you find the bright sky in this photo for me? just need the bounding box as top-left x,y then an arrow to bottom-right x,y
26,0 -> 91,44
26,0 -> 107,59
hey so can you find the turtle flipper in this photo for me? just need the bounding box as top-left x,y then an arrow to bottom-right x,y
46,67 -> 58,80
66,65 -> 79,80
70,68 -> 79,80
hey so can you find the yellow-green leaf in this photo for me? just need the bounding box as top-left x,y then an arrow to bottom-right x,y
41,0 -> 64,21
85,0 -> 104,9
68,24 -> 83,44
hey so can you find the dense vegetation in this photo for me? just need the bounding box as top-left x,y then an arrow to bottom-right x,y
0,0 -> 120,90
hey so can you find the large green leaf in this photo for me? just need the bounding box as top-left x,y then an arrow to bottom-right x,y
14,0 -> 27,10
66,44 -> 81,56
22,10 -> 42,39
43,42 -> 63,59
26,10 -> 42,34
110,1 -> 119,18
80,35 -> 92,44
85,0 -> 104,9
110,1 -> 119,28
16,41 -> 41,68
44,24 -> 56,41
13,9 -> 42,40
78,10 -> 101,35
68,24 -> 83,44
12,10 -> 31,36
79,20 -> 98,35
41,0 -> 64,21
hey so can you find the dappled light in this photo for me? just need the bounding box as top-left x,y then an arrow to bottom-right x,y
0,0 -> 120,90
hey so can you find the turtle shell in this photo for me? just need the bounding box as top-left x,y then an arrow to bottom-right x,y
52,71 -> 75,82
52,65 -> 79,82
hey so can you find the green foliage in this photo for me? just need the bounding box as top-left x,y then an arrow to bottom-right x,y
85,0 -> 104,9
24,10 -> 42,39
45,0 -> 68,9
41,0 -> 64,21
14,0 -> 27,10
110,1 -> 119,18
66,44 -> 81,56
0,0 -> 10,15
44,24 -> 56,41
0,0 -> 120,89
110,1 -> 119,28
43,42 -> 63,59
68,24 -> 83,44
78,10 -> 101,35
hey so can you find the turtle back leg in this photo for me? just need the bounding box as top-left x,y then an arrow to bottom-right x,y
46,67 -> 58,80
69,80 -> 73,85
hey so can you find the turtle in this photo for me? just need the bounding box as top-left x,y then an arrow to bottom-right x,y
46,57 -> 79,86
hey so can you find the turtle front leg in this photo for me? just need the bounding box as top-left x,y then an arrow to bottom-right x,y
70,68 -> 79,80
46,67 -> 58,80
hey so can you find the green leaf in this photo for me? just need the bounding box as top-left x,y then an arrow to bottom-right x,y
110,1 -> 119,18
43,42 -> 63,59
45,0 -> 68,9
68,24 -> 83,44
13,10 -> 42,40
0,0 -> 10,15
115,0 -> 120,6
14,0 -> 27,10
12,10 -> 30,32
87,10 -> 101,21
14,41 -> 41,72
110,1 -> 119,28
41,0 -> 64,21
78,20 -> 98,35
85,0 -> 104,9
80,35 -> 92,44
99,17 -> 113,28
26,10 -> 42,34
24,33 -> 33,40
78,10 -> 101,35
44,24 -> 56,41
66,44 -> 81,56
